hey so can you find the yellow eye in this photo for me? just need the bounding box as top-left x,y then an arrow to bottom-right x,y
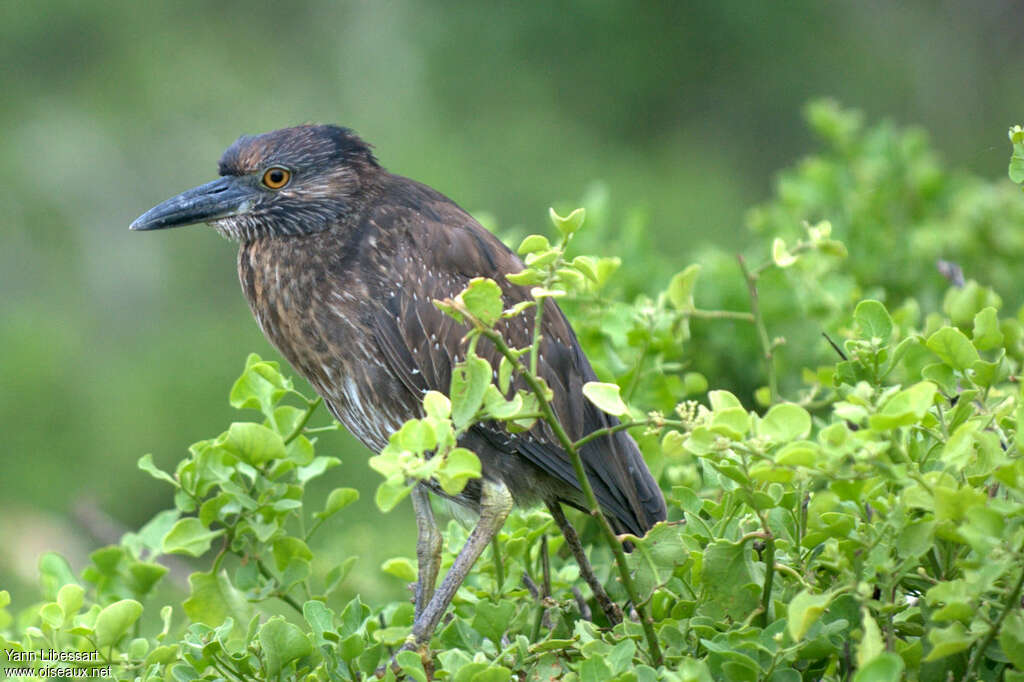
261,167 -> 291,189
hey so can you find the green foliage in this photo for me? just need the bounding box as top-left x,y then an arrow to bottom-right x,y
2,111 -> 1023,680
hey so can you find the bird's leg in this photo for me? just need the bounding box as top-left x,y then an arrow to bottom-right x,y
404,479 -> 513,651
411,484 -> 442,620
546,501 -> 623,625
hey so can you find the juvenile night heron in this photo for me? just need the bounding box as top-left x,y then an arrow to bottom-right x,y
131,124 -> 666,651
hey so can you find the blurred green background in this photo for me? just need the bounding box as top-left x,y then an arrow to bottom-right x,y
2,1 -> 1021,605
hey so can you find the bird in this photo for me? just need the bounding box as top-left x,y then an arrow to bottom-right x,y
130,124 -> 666,653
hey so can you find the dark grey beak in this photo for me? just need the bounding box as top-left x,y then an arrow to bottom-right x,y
130,177 -> 253,231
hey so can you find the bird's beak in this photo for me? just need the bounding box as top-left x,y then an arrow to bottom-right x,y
130,177 -> 254,231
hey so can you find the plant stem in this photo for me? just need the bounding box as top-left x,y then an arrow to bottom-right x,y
682,308 -> 756,322
757,512 -> 776,627
284,397 -> 322,445
478,326 -> 663,666
530,296 -> 548,377
572,417 -> 688,451
738,254 -> 779,403
255,559 -> 304,614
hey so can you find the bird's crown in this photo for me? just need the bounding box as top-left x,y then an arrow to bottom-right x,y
218,124 -> 378,177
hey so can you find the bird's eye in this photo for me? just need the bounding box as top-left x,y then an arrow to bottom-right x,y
261,167 -> 292,189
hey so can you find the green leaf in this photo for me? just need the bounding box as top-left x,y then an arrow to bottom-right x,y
972,306 -> 1003,350
926,327 -> 980,371
934,485 -> 986,522
662,430 -> 687,458
272,537 -> 313,572
517,234 -> 550,255
451,354 -> 493,428
524,248 -> 559,268
396,649 -> 428,682
852,653 -> 904,682
683,371 -> 709,395
549,206 -> 585,237
856,608 -> 885,668
183,570 -> 252,633
708,390 -> 743,411
869,381 -> 936,430
128,638 -> 150,659
317,487 -> 359,520
999,610 -> 1024,669
896,519 -> 935,559
393,419 -> 437,453
924,622 -> 975,661
498,356 -> 513,393
760,403 -> 811,442
1010,125 -> 1024,184
229,354 -> 289,413
943,280 -> 1002,326
482,384 -> 523,419
582,381 -> 629,416
423,391 -> 451,419
436,447 -> 481,495
570,255 -> 599,283
940,420 -> 981,469
161,518 -> 224,557
579,656 -> 612,682
701,538 -> 760,621
461,277 -> 504,327
259,616 -> 313,677
56,583 -> 84,619
95,599 -> 143,647
787,590 -> 833,641
667,264 -> 701,312
774,441 -> 820,467
145,645 -> 179,666
471,666 -> 513,682
854,300 -> 893,342
506,269 -> 545,286
137,454 -> 178,487
375,479 -> 414,512
710,407 -> 750,440
221,421 -> 287,465
381,557 -> 417,582
40,602 -> 63,628
628,523 -> 686,602
471,600 -> 516,643
921,362 -> 956,395
606,639 -> 636,676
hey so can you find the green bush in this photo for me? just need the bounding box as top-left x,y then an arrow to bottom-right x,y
2,108 -> 1023,681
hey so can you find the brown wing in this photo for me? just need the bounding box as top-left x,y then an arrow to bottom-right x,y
366,175 -> 666,535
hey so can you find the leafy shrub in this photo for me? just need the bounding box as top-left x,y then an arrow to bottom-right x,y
1,109 -> 1023,681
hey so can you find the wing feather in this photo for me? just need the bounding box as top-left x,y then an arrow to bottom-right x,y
366,175 -> 666,533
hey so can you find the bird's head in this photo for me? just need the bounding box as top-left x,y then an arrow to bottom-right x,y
130,125 -> 380,241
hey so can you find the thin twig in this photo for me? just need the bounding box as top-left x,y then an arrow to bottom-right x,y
738,254 -> 779,403
682,308 -> 755,322
547,502 -> 622,624
255,559 -> 304,614
822,332 -> 848,361
757,512 -> 776,627
284,397 -> 323,445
